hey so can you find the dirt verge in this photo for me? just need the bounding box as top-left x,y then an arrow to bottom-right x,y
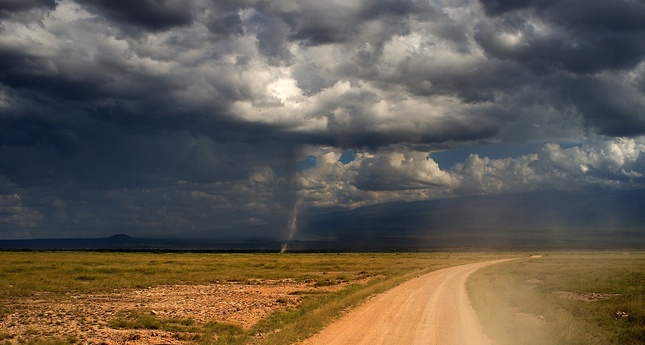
1,279 -> 359,345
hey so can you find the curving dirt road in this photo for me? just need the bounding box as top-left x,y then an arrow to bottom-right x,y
301,259 -> 511,345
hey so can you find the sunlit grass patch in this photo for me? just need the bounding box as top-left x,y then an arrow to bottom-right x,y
109,311 -> 163,330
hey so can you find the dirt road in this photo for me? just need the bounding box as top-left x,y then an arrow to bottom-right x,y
301,259 -> 511,345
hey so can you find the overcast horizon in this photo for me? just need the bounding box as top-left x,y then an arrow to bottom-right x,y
2,0 -> 645,242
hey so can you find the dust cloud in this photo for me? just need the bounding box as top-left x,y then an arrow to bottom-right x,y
281,198 -> 303,253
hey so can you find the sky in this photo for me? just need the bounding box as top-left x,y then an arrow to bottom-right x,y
1,0 -> 645,241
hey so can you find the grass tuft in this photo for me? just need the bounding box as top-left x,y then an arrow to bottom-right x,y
109,311 -> 161,330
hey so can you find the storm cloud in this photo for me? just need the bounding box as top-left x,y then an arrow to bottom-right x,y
1,0 -> 644,239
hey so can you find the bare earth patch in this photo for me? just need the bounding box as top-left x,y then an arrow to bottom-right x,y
508,307 -> 545,324
526,277 -> 543,285
554,291 -> 620,302
0,279 -> 360,345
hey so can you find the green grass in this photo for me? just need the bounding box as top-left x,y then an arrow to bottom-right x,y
109,311 -> 164,330
468,252 -> 645,345
108,310 -> 220,341
0,251 -> 513,344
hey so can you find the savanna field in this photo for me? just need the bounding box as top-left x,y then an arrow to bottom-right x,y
0,251 -> 643,344
3,1 -> 645,344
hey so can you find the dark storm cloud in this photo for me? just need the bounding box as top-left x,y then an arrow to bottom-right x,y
478,0 -> 555,16
1,0 -> 645,239
205,11 -> 244,36
565,75 -> 645,136
471,0 -> 645,137
0,0 -> 55,20
0,0 -> 54,12
247,10 -> 293,64
0,114 -> 293,189
476,0 -> 645,73
253,0 -> 422,46
75,0 -> 196,31
0,0 -> 639,145
256,1 -> 357,45
1,0 -> 644,147
481,0 -> 645,32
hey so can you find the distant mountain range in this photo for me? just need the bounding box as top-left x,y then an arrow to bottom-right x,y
1,189 -> 644,251
0,233 -> 285,252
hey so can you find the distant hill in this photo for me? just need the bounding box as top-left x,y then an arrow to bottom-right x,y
106,234 -> 133,241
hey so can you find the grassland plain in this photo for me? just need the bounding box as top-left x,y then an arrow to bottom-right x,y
0,251 -> 514,345
468,251 -> 645,345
